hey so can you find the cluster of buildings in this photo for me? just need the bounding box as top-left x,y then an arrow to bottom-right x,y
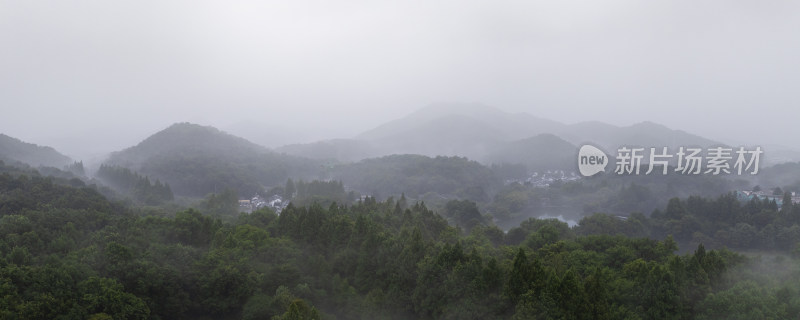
238,194 -> 289,214
505,170 -> 580,187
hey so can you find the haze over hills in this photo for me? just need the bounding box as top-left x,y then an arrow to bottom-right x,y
278,103 -> 727,167
223,120 -> 326,149
483,134 -> 577,172
0,133 -> 73,168
106,122 -> 270,166
357,103 -> 564,141
330,154 -> 501,202
559,120 -> 722,153
104,123 -> 323,197
365,113 -> 509,160
100,122 -> 509,203
276,139 -> 378,163
93,104 -> 790,202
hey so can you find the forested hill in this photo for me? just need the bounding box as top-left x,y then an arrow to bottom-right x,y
2,170 -> 800,319
104,123 -> 323,197
0,133 -> 72,168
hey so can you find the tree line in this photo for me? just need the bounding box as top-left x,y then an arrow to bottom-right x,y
2,171 -> 800,319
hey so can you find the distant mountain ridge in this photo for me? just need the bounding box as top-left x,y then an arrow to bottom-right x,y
559,120 -> 721,153
0,133 -> 72,167
99,105 -> 731,195
280,103 -> 724,169
357,103 -> 564,142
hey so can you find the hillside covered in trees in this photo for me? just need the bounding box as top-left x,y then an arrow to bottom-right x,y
4,121 -> 800,320
3,167 -> 800,319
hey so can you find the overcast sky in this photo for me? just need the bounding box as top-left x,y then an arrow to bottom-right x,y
2,0 -> 799,160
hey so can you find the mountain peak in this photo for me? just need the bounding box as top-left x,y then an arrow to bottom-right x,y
145,122 -> 261,147
628,121 -> 670,131
159,122 -> 221,135
103,122 -> 318,197
410,102 -> 504,119
106,122 -> 269,167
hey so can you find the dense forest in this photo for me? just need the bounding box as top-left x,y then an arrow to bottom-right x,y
3,122 -> 800,319
3,167 -> 800,319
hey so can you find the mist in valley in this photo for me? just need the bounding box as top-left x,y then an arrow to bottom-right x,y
2,1 -> 799,162
3,1 -> 800,319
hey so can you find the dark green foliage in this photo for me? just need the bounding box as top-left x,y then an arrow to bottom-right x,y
572,192 -> 800,253
4,171 -> 800,319
504,248 -> 545,304
444,199 -> 486,231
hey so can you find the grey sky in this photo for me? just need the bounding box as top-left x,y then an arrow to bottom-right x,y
2,0 -> 799,160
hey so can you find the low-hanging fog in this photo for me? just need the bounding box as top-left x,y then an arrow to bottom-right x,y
1,0 -> 799,160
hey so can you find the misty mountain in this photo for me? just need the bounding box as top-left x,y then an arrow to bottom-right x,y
278,103 -> 567,162
223,120 -> 321,149
758,144 -> 800,166
276,139 -> 379,163
358,103 -> 722,161
0,133 -> 73,168
104,123 -> 322,197
107,122 -> 268,164
357,103 -> 565,141
751,161 -> 800,192
330,154 -> 501,202
558,120 -> 722,153
367,114 -> 509,160
284,103 -> 723,170
483,134 -> 577,171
